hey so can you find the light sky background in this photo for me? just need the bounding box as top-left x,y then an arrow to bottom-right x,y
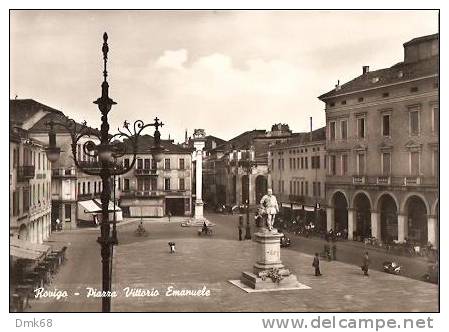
10,10 -> 438,142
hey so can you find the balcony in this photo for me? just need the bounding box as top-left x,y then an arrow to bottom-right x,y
134,168 -> 157,176
376,176 -> 391,185
404,176 -> 421,186
17,165 -> 35,182
52,168 -> 76,178
352,175 -> 366,185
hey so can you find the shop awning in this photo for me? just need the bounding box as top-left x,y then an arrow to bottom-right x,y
280,203 -> 316,211
78,199 -> 121,213
93,199 -> 121,212
10,238 -> 51,260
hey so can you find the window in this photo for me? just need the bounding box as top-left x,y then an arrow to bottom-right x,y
357,153 -> 366,175
382,92 -> 389,98
300,157 -> 304,169
23,187 -> 29,213
432,107 -> 439,134
300,182 -> 304,195
77,183 -> 81,195
151,177 -> 157,191
281,159 -> 285,170
382,114 -> 390,137
94,182 -> 97,193
278,159 -> 281,170
410,151 -> 420,176
289,158 -> 292,169
305,157 -> 308,169
341,120 -> 348,140
409,110 -> 420,135
124,158 -> 130,169
124,179 -> 130,191
329,102 -> 335,107
433,150 -> 438,177
179,158 -> 185,170
410,86 -> 418,93
358,97 -> 364,103
65,205 -> 71,220
382,152 -> 391,175
164,178 -> 171,191
87,182 -> 91,194
289,181 -> 292,194
329,121 -> 336,141
293,158 -> 296,169
330,155 -> 336,175
357,117 -> 366,139
144,158 -> 150,169
179,178 -> 185,190
341,100 -> 347,105
82,182 -> 86,195
151,159 -> 157,170
38,153 -> 41,170
317,182 -> 321,197
305,181 -> 309,196
312,182 -> 316,197
342,154 -> 348,175
165,158 -> 171,170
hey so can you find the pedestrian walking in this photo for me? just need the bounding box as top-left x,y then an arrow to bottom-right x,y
238,216 -> 244,241
168,211 -> 172,222
361,251 -> 370,276
312,253 -> 322,276
55,218 -> 61,231
168,241 -> 176,253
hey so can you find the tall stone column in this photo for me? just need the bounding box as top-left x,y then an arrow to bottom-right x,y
370,210 -> 381,240
236,174 -> 242,205
398,214 -> 406,243
326,207 -> 334,231
347,208 -> 355,240
192,129 -> 207,223
249,174 -> 256,206
427,215 -> 437,247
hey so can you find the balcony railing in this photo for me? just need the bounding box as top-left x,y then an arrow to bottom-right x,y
404,176 -> 421,186
17,165 -> 35,181
352,175 -> 366,185
134,168 -> 157,176
52,168 -> 76,178
376,176 -> 391,185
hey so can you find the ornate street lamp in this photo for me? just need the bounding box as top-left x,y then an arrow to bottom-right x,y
45,32 -> 164,312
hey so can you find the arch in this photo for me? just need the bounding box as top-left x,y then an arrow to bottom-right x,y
353,192 -> 372,239
374,191 -> 400,212
332,191 -> 348,232
378,193 -> 398,243
328,189 -> 349,207
18,223 -> 28,241
255,175 -> 268,204
403,195 -> 428,244
351,190 -> 373,209
400,192 -> 430,215
432,198 -> 439,216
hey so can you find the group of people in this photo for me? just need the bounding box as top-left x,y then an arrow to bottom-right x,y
312,251 -> 370,277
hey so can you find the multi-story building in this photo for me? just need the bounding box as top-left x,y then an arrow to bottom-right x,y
318,33 -> 438,246
10,126 -> 52,244
117,135 -> 193,217
10,99 -> 102,229
204,124 -> 294,207
268,127 -> 326,228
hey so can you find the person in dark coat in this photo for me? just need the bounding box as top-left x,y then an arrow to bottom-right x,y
361,251 -> 370,276
313,253 -> 322,276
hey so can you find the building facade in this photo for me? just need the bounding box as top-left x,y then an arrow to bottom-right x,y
10,127 -> 52,244
117,135 -> 193,217
10,99 -> 102,229
318,33 -> 439,246
268,128 -> 327,227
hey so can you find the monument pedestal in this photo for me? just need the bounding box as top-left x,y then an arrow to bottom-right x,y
240,229 -> 300,290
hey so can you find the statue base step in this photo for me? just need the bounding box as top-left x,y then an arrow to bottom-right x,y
240,271 -> 300,290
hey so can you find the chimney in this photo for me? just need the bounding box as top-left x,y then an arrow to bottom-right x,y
363,66 -> 370,74
310,117 -> 313,141
335,79 -> 341,91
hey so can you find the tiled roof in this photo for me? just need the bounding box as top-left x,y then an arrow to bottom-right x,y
10,99 -> 63,125
318,55 -> 438,100
403,33 -> 438,46
122,135 -> 193,155
269,127 -> 326,150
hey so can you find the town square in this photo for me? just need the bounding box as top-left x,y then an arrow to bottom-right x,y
9,10 -> 439,313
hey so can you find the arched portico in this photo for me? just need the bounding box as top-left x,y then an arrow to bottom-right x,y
353,192 -> 372,240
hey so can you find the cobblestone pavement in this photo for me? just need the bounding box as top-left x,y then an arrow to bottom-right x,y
28,214 -> 438,312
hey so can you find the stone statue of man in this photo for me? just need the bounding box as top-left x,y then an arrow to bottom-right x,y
260,188 -> 279,231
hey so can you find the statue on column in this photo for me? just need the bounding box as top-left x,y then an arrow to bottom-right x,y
260,188 -> 279,232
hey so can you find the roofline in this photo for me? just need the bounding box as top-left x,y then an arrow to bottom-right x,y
318,74 -> 438,101
403,33 -> 438,47
269,139 -> 326,151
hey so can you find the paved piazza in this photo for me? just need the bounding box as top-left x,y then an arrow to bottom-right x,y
29,215 -> 438,312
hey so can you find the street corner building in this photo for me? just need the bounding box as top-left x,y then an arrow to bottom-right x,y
318,33 -> 439,247
116,135 -> 194,217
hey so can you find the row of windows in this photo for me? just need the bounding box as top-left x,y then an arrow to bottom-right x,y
77,181 -> 102,196
275,180 -> 322,198
272,156 -> 321,171
121,178 -> 187,192
125,158 -> 186,170
12,147 -> 50,171
328,106 -> 438,141
327,85 -> 431,108
328,150 -> 438,176
11,183 -> 50,217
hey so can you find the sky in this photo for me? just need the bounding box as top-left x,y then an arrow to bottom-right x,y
10,10 -> 438,143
